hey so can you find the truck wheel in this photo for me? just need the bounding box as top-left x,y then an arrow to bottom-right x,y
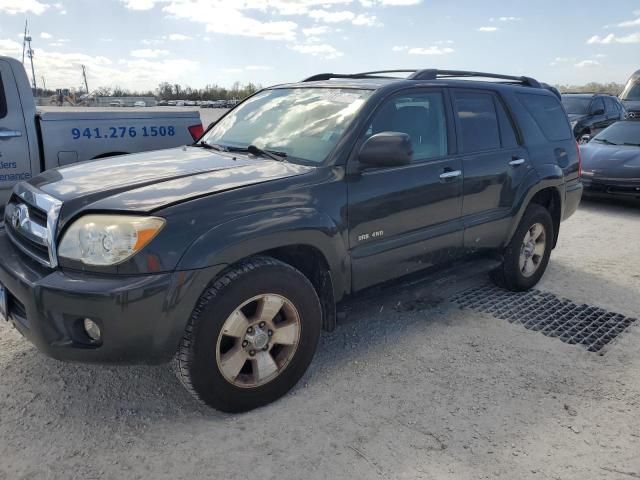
490,204 -> 554,292
173,256 -> 322,412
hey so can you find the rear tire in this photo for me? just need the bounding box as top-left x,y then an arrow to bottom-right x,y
173,256 -> 322,412
490,204 -> 554,291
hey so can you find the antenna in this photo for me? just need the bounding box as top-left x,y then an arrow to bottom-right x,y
81,65 -> 89,94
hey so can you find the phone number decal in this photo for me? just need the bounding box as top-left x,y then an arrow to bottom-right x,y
71,126 -> 177,140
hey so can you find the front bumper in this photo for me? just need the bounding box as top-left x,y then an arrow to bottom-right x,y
581,176 -> 640,201
0,226 -> 223,364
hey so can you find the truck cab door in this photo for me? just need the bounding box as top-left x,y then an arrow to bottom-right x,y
0,60 -> 32,208
347,88 -> 463,291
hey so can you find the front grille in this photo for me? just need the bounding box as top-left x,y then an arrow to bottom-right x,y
4,184 -> 62,268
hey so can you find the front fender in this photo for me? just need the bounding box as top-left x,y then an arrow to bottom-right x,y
505,163 -> 564,245
177,207 -> 349,299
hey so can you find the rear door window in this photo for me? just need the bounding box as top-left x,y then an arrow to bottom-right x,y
495,99 -> 519,148
591,97 -> 605,115
0,73 -> 7,119
454,91 -> 501,153
516,93 -> 572,141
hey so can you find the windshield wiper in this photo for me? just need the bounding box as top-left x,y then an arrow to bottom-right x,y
246,144 -> 288,162
195,141 -> 227,152
593,138 -> 618,146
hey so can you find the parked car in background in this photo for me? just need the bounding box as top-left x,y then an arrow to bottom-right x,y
0,68 -> 581,412
175,101 -> 185,106
561,93 -> 626,142
167,100 -> 177,106
0,56 -> 204,210
620,70 -> 640,119
133,101 -> 146,107
109,100 -> 124,107
157,100 -> 169,106
580,120 -> 640,201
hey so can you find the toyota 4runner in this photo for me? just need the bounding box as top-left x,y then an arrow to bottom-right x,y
0,69 -> 583,412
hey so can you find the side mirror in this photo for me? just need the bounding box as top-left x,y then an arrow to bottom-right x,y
358,132 -> 413,168
592,108 -> 605,116
580,134 -> 591,144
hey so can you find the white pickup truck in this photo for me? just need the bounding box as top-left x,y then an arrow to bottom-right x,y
0,56 -> 203,208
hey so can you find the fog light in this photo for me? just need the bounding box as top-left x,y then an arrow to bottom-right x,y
83,318 -> 102,342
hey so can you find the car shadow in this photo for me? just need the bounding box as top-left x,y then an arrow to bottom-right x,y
0,249 -> 637,423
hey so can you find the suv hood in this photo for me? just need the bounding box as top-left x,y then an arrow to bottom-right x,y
621,99 -> 640,111
29,146 -> 312,220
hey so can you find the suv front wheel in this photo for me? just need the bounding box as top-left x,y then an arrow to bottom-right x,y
490,204 -> 554,291
174,256 -> 322,412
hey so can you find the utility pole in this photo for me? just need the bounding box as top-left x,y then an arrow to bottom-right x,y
22,20 -> 37,91
81,65 -> 89,94
41,76 -> 46,91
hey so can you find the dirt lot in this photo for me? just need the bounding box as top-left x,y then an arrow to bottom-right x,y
1,194 -> 639,479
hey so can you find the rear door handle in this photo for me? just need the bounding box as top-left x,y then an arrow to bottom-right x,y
0,130 -> 22,139
509,158 -> 526,166
439,169 -> 462,180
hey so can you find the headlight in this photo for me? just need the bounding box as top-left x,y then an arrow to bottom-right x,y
58,215 -> 165,266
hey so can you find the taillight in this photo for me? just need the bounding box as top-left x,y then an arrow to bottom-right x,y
576,141 -> 582,177
188,123 -> 204,141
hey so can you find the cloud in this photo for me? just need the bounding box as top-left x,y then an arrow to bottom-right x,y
392,45 -> 408,51
574,59 -> 600,68
167,33 -> 192,40
40,32 -> 53,39
0,0 -> 48,14
408,45 -> 454,55
289,42 -> 343,59
360,0 -> 421,5
587,32 -> 640,44
246,65 -> 272,70
0,38 -> 22,55
302,26 -> 330,36
121,0 -> 157,9
478,26 -> 499,32
308,9 -> 355,23
130,48 -> 170,58
497,16 -> 521,21
352,13 -> 379,26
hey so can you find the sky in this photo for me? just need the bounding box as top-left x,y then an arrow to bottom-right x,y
0,0 -> 639,92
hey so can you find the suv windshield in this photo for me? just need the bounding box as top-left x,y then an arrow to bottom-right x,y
201,87 -> 373,165
561,96 -> 591,115
620,79 -> 640,101
593,121 -> 640,146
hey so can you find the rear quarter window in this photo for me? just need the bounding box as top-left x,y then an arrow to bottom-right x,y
0,74 -> 7,119
516,93 -> 572,142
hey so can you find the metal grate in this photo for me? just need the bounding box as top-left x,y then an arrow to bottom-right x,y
451,285 -> 637,353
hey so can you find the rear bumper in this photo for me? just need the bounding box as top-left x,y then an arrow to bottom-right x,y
0,225 -> 223,364
581,177 -> 640,200
563,179 -> 583,221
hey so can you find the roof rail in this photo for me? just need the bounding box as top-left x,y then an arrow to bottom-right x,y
407,69 -> 541,88
560,91 -> 615,96
301,70 -> 416,82
301,69 -> 544,90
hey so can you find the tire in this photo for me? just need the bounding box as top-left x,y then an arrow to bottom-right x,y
490,204 -> 554,292
173,256 -> 322,413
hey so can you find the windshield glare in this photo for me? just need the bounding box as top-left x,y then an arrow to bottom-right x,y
561,97 -> 591,115
620,77 -> 640,101
593,122 -> 640,146
202,88 -> 373,164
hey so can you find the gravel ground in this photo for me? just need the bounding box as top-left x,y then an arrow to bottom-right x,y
1,197 -> 639,480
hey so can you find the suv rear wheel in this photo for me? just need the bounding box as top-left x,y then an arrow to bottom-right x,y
490,204 -> 554,291
174,256 -> 322,412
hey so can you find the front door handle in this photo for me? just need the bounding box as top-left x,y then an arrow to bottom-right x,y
509,158 -> 526,167
439,169 -> 462,180
0,130 -> 22,140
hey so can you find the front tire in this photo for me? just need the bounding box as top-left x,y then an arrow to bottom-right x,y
174,256 -> 322,412
490,204 -> 554,291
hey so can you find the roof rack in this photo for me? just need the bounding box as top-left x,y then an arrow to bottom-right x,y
302,69 -> 541,88
560,91 -> 615,96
